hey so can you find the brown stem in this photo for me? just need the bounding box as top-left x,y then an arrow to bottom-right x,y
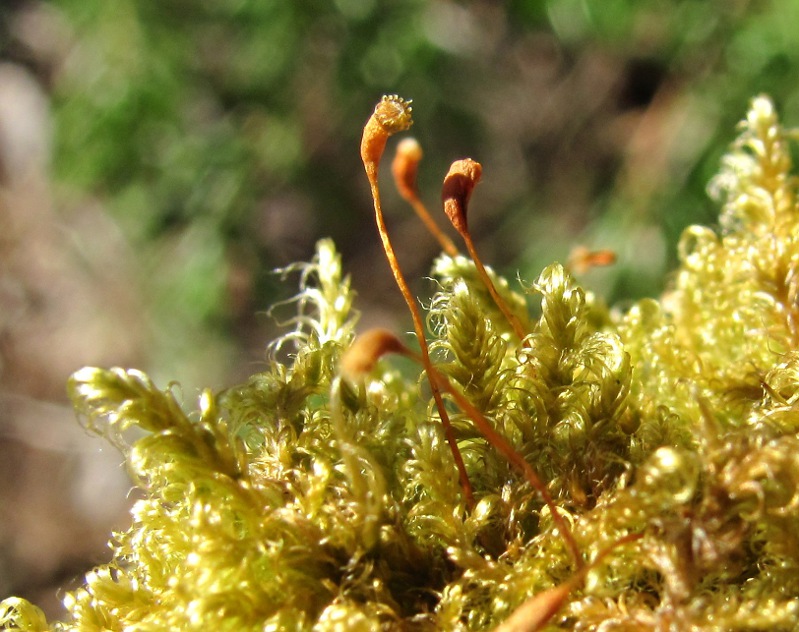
342,327 -> 582,567
360,97 -> 474,508
421,359 -> 583,568
442,159 -> 529,341
462,231 -> 529,341
365,176 -> 475,508
392,138 -> 459,257
410,198 -> 460,257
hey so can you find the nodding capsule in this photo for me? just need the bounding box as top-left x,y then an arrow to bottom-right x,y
442,158 -> 482,236
340,329 -> 408,383
391,137 -> 423,202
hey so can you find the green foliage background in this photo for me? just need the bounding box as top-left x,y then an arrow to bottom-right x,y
7,0 -> 796,386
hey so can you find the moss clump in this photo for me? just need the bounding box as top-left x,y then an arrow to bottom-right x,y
4,95 -> 799,630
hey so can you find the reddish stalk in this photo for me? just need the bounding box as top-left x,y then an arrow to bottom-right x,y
342,329 -> 583,568
442,159 -> 529,341
423,359 -> 583,568
360,96 -> 474,508
391,138 -> 459,257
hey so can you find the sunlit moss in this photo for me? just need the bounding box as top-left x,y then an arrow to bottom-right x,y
4,95 -> 799,630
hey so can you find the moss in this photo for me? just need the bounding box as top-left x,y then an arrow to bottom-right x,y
4,95 -> 799,630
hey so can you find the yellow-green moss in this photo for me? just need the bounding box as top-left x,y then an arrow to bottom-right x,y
3,95 -> 799,631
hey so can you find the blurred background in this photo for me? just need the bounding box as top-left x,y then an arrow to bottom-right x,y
2,0 -> 799,620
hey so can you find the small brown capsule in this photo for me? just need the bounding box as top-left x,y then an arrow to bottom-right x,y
391,137 -> 423,202
360,95 -> 413,174
567,246 -> 617,275
493,581 -> 575,632
340,329 -> 408,383
442,158 -> 482,236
